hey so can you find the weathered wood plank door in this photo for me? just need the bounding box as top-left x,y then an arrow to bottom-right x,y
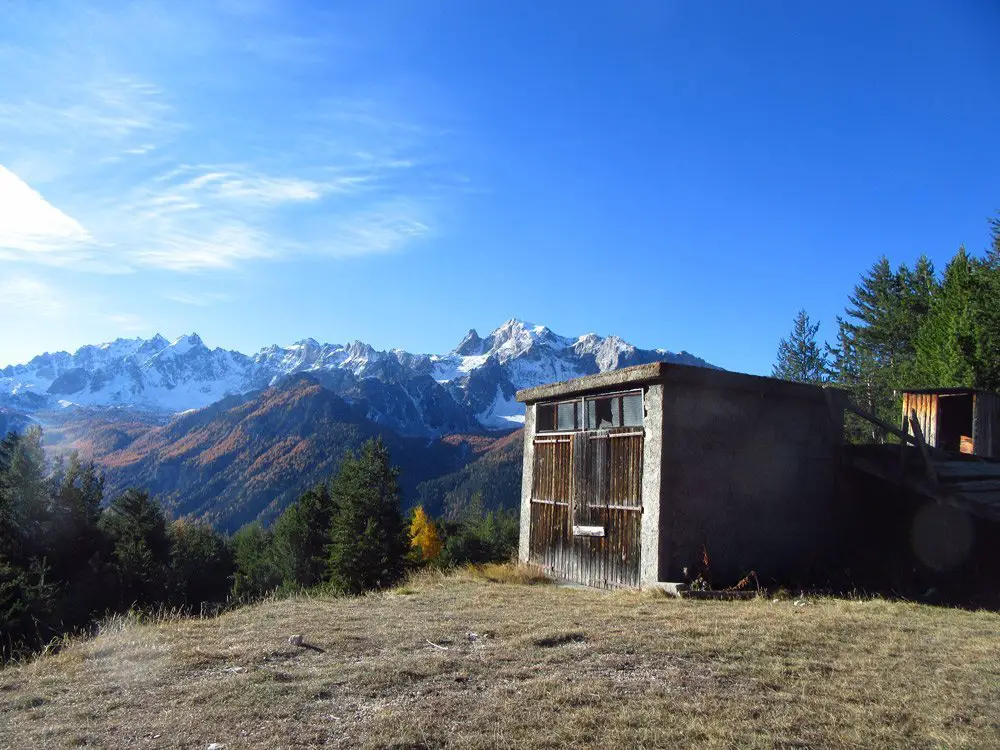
528,435 -> 573,577
572,430 -> 643,587
529,429 -> 643,588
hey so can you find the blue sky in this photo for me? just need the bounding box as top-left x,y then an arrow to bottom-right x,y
1,1 -> 998,373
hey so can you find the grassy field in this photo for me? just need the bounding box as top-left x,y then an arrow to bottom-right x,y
1,566 -> 998,749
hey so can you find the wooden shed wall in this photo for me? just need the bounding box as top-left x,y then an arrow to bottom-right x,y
903,393 -> 938,447
973,392 -> 1000,459
903,391 -> 1000,458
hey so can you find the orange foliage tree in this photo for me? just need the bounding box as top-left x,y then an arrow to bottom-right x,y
409,506 -> 443,562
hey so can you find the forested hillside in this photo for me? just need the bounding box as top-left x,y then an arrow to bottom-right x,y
417,430 -> 524,518
45,375 -> 488,531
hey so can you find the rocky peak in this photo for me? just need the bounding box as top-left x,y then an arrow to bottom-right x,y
454,329 -> 483,356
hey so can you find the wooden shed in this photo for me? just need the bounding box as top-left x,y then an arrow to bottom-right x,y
901,388 -> 1000,459
516,363 -> 849,589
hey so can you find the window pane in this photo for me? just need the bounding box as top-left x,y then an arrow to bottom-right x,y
587,396 -> 623,429
557,402 -> 577,431
536,403 -> 555,432
597,397 -> 613,429
622,393 -> 643,426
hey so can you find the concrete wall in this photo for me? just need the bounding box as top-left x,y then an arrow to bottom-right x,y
639,383 -> 665,586
659,383 -> 845,585
518,402 -> 536,563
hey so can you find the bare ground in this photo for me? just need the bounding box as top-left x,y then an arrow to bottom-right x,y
1,566 -> 998,749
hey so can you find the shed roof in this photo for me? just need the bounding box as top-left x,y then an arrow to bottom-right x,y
901,387 -> 993,396
515,362 -> 842,403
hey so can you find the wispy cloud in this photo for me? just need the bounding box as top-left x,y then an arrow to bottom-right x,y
0,275 -> 66,318
103,312 -> 149,333
131,225 -> 274,272
323,205 -> 431,258
163,291 -> 233,307
0,2 -> 462,280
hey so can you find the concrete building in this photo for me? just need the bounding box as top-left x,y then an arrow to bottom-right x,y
515,363 -> 849,589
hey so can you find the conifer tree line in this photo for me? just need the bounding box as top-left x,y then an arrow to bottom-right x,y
1,432 -> 516,660
773,214 -> 1000,439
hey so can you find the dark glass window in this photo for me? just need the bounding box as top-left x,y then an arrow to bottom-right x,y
536,403 -> 555,432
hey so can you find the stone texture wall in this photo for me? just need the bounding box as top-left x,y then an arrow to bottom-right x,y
659,383 -> 846,586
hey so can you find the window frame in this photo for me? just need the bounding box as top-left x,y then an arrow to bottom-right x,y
534,388 -> 644,434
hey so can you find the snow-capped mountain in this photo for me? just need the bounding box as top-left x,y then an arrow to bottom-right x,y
0,320 -> 712,435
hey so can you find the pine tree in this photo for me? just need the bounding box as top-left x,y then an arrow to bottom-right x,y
6,427 -> 49,560
98,489 -> 171,606
914,246 -> 993,389
772,310 -> 827,384
408,506 -> 443,562
0,432 -> 19,558
168,520 -> 234,606
271,483 -> 337,587
48,453 -> 106,580
833,257 -> 936,439
327,438 -> 408,594
230,523 -> 282,599
986,211 -> 1000,268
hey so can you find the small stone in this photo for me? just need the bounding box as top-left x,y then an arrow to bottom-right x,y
207,744 -> 226,750
288,634 -> 304,647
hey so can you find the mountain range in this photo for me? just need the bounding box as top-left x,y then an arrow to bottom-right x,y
1,319 -> 710,436
2,320 -> 712,529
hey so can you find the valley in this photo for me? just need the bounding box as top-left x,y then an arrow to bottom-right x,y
1,320 -> 703,529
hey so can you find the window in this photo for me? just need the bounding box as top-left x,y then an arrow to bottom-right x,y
557,401 -> 578,431
537,403 -> 556,432
535,390 -> 643,432
585,392 -> 643,430
535,400 -> 581,432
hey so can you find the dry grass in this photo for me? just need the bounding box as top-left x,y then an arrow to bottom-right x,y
1,567 -> 998,749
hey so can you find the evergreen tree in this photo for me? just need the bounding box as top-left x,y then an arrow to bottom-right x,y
913,247 -> 986,388
0,557 -> 57,660
986,211 -> 1000,268
47,453 -> 106,580
437,491 -> 520,567
271,483 -> 337,588
168,519 -> 234,606
230,523 -> 282,599
99,489 -> 171,606
0,432 -> 19,557
327,438 -> 408,594
832,257 -> 936,439
772,310 -> 827,384
408,506 -> 443,562
6,427 -> 49,560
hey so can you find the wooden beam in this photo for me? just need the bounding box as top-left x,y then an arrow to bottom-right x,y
844,401 -> 949,457
909,410 -> 940,490
845,401 -> 913,444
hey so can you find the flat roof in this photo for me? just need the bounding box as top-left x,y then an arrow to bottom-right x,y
516,362 -> 843,403
901,388 -> 992,396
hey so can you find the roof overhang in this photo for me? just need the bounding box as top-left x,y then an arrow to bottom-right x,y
516,362 -> 844,404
